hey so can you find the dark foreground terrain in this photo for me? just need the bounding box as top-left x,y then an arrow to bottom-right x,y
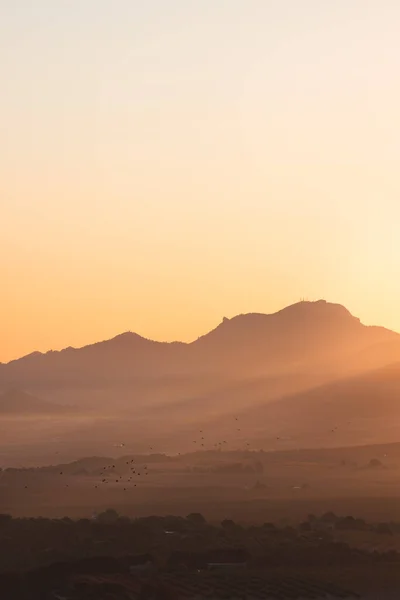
1,511 -> 400,598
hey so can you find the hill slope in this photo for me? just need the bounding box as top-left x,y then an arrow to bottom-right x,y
1,301 -> 399,390
210,361 -> 400,449
0,390 -> 73,415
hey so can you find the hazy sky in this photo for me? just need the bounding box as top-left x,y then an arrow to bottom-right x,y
2,1 -> 400,362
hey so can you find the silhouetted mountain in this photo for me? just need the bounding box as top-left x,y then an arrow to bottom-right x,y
0,333 -> 188,389
1,300 -> 399,389
191,300 -> 400,374
0,389 -> 73,415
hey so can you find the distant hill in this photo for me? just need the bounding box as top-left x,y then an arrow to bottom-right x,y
1,300 -> 400,389
0,300 -> 400,389
190,300 -> 400,375
0,389 -> 74,415
4,300 -> 400,471
216,360 -> 400,448
14,440 -> 400,475
0,333 -> 188,389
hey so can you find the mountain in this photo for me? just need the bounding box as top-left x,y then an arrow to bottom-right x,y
0,389 -> 74,415
0,332 -> 189,389
190,300 -> 400,375
1,300 -> 399,390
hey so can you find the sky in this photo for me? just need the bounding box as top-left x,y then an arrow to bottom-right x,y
2,1 -> 400,363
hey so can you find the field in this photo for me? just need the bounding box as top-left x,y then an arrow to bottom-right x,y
3,443 -> 400,523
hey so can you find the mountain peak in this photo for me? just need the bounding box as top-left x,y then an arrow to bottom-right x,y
276,299 -> 358,321
213,300 -> 358,334
108,331 -> 147,344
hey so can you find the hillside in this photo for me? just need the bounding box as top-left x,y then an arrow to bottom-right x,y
217,361 -> 400,449
0,389 -> 74,415
1,300 -> 399,390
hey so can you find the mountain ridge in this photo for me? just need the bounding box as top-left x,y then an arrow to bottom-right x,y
1,300 -> 400,389
3,300 -> 395,365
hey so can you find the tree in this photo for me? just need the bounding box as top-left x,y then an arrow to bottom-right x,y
307,514 -> 317,523
186,513 -> 206,527
321,511 -> 337,523
221,519 -> 236,532
376,523 -> 392,535
0,514 -> 12,525
97,508 -> 119,524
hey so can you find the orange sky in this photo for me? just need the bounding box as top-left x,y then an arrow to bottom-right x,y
2,1 -> 400,363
